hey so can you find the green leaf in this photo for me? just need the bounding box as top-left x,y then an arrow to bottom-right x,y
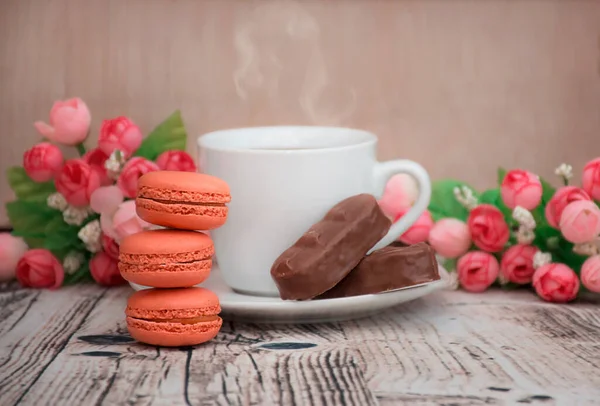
497,167 -> 507,186
6,200 -> 62,237
428,180 -> 478,222
478,188 -> 512,220
64,260 -> 93,285
539,176 -> 557,205
6,167 -> 56,201
133,110 -> 187,161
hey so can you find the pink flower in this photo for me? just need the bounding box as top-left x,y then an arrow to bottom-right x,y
83,148 -> 110,186
545,186 -> 591,228
98,116 -> 143,157
582,157 -> 600,201
559,200 -> 600,244
378,174 -> 420,218
156,150 -> 197,172
91,186 -> 150,243
34,98 -> 91,145
90,252 -> 126,286
467,204 -> 510,252
117,157 -> 160,198
16,249 -> 64,289
22,142 -> 64,182
54,159 -> 101,207
501,169 -> 542,210
102,234 -> 120,260
428,218 -> 471,258
457,251 -> 499,293
500,244 -> 538,284
395,209 -> 433,245
533,263 -> 579,303
581,255 -> 600,293
0,233 -> 28,282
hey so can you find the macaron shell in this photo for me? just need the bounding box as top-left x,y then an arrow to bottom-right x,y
136,205 -> 227,231
126,316 -> 222,347
138,171 -> 231,198
119,229 -> 214,256
126,287 -> 221,314
119,259 -> 211,288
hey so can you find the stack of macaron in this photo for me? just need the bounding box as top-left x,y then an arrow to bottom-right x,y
118,171 -> 231,347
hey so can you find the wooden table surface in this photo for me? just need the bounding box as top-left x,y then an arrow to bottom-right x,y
1,282 -> 599,406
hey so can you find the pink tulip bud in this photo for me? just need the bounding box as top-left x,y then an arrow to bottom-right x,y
156,150 -> 197,172
90,252 -> 126,286
467,204 -> 510,253
34,98 -> 91,145
395,209 -> 433,245
581,255 -> 600,293
457,251 -> 499,293
559,200 -> 600,244
0,233 -> 28,282
117,157 -> 160,198
428,218 -> 471,258
378,174 -> 419,218
98,116 -> 143,157
533,263 -> 579,303
582,157 -> 600,201
16,249 -> 64,290
545,186 -> 591,228
22,142 -> 64,182
55,159 -> 101,207
501,169 -> 542,210
500,244 -> 538,284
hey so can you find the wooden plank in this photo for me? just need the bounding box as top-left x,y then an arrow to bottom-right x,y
0,284 -> 107,405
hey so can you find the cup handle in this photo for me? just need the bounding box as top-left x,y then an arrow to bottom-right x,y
368,159 -> 432,254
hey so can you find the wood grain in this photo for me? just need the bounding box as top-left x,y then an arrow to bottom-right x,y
0,284 -> 599,405
2,0 -> 600,226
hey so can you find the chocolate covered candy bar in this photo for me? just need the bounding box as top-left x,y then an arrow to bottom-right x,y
270,194 -> 392,300
317,242 -> 440,299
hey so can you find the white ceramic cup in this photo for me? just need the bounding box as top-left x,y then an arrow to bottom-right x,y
197,126 -> 431,297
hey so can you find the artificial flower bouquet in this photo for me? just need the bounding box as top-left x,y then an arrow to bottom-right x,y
2,98 -> 197,288
380,162 -> 600,303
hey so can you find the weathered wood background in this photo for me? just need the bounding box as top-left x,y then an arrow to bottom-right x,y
2,0 -> 600,226
1,283 -> 599,405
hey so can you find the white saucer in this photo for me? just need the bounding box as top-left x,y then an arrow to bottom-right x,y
130,264 -> 449,324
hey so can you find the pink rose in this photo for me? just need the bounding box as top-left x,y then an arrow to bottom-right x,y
156,150 -> 197,172
16,249 -> 64,289
378,174 -> 420,218
558,200 -> 600,244
91,186 -> 151,242
500,244 -> 538,284
83,148 -> 110,186
102,234 -> 120,260
582,157 -> 600,201
428,218 -> 471,258
457,251 -> 499,293
0,233 -> 28,282
33,98 -> 91,145
533,263 -> 579,303
55,159 -> 101,207
90,252 -> 126,286
501,169 -> 542,210
545,186 -> 591,228
117,157 -> 160,198
467,204 -> 510,252
98,116 -> 143,157
395,209 -> 433,245
22,142 -> 64,182
581,255 -> 600,293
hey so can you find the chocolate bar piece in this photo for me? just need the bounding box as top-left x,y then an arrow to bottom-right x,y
270,194 -> 392,300
317,242 -> 440,299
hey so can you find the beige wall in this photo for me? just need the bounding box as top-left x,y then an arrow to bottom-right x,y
1,0 -> 600,227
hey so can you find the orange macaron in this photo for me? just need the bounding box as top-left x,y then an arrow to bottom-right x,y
125,287 -> 223,347
136,171 -> 231,231
118,229 -> 214,288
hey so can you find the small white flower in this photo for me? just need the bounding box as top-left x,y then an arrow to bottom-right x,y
105,150 -> 126,180
572,242 -> 598,256
453,185 -> 478,211
63,206 -> 91,226
78,220 -> 102,253
533,251 -> 552,269
63,252 -> 85,275
512,206 -> 536,230
554,163 -> 573,181
47,193 -> 68,212
516,226 -> 535,245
